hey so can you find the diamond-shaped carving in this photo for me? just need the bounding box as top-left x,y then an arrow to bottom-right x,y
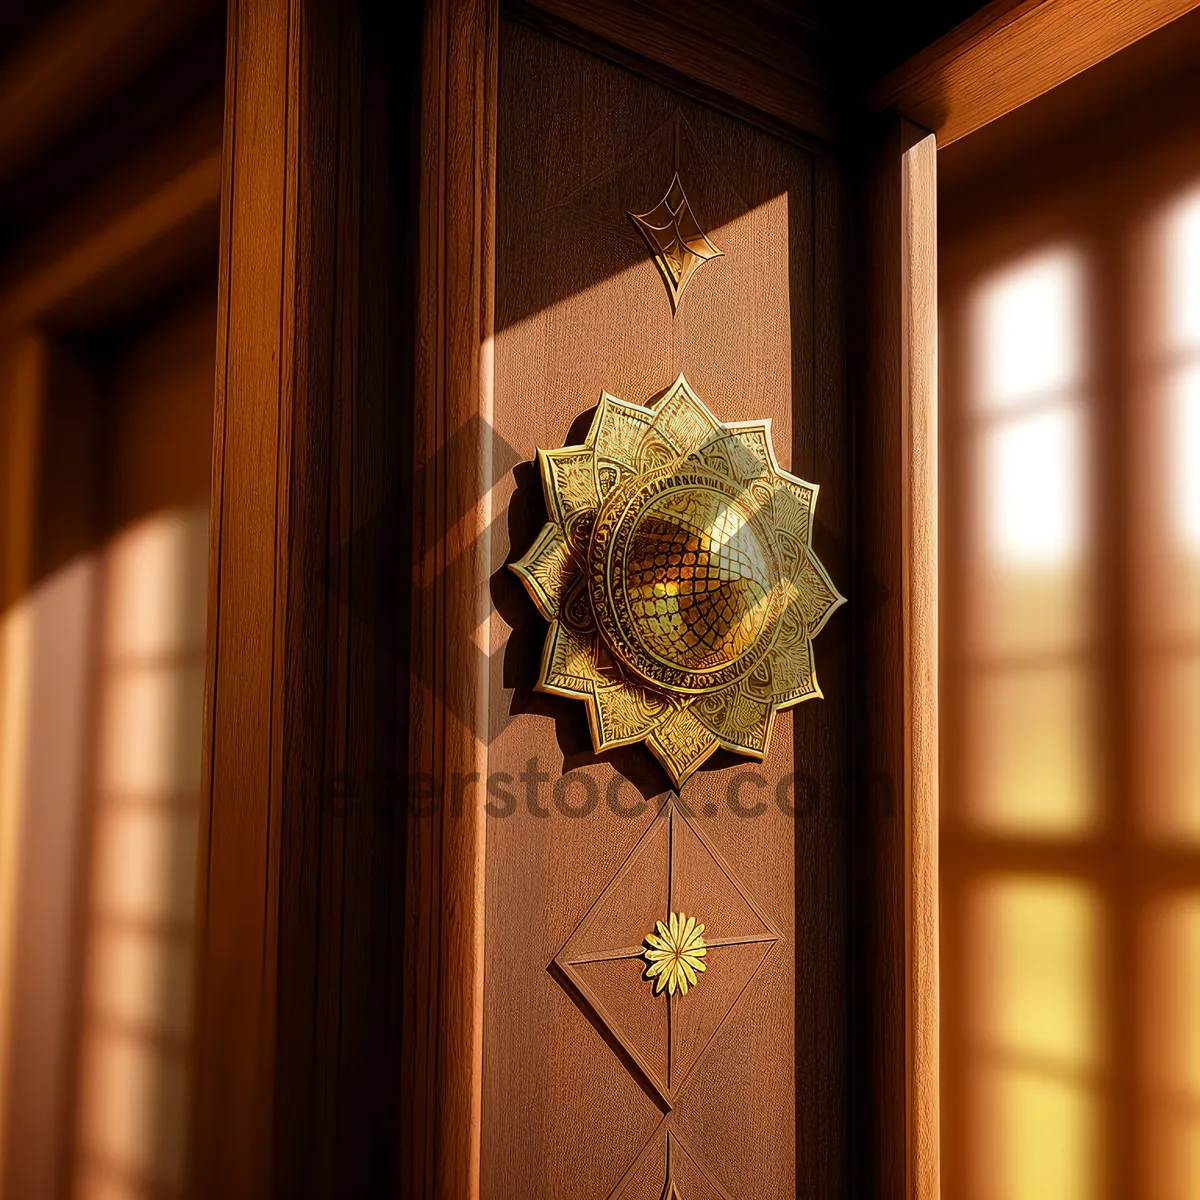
608,1124 -> 736,1200
628,173 -> 723,313
554,798 -> 779,1109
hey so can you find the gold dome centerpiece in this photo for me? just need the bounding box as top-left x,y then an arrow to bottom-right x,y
511,374 -> 844,788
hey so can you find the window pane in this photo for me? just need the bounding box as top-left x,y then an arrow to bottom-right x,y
1162,187 -> 1200,353
972,1065 -> 1100,1200
966,666 -> 1095,836
973,249 -> 1085,410
969,877 -> 1102,1067
966,877 -> 1103,1200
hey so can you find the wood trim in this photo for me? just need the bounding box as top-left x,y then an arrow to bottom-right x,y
870,0 -> 1200,146
856,120 -> 939,1199
0,334 -> 45,1200
901,132 -> 940,1200
512,0 -> 839,144
399,0 -> 496,1196
193,0 -> 416,1194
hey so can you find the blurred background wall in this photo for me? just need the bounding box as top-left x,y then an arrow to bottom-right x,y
939,12 -> 1200,1198
0,3 -> 224,1198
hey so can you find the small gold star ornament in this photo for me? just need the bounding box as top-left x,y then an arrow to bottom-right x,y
628,173 -> 722,312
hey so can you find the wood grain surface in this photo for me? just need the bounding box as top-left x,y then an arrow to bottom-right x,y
870,0 -> 1200,146
483,19 -> 848,1198
400,0 -> 497,1198
193,0 -> 416,1194
853,120 -> 940,1200
511,0 -> 838,145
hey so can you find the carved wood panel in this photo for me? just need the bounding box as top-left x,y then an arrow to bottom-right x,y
483,17 -> 848,1199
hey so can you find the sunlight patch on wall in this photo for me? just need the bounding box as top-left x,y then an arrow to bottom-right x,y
73,507 -> 207,1200
982,408 -> 1084,567
970,876 -> 1102,1068
973,1065 -> 1099,1200
101,509 -> 208,659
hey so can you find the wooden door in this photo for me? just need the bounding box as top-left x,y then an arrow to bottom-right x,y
480,19 -> 847,1198
196,1 -> 938,1195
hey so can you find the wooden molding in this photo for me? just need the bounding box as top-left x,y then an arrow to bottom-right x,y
856,120 -> 940,1199
901,132 -> 940,1200
870,0 -> 1200,146
512,0 -> 839,144
399,0 -> 496,1198
0,334 -> 45,1200
193,0 -> 415,1194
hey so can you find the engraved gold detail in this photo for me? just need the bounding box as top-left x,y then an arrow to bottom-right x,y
511,374 -> 844,788
643,912 -> 707,996
628,173 -> 723,312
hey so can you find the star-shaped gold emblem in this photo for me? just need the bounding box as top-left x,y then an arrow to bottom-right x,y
510,374 -> 844,789
628,173 -> 722,312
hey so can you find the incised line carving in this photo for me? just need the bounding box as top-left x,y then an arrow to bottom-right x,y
553,798 -> 780,1110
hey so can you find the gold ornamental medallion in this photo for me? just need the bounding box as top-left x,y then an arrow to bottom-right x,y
511,374 -> 844,788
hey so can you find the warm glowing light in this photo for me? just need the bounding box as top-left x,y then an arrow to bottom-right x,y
82,927 -> 192,1039
1168,366 -> 1200,551
967,667 -> 1094,835
88,808 -> 198,927
1163,187 -> 1200,351
75,1027 -> 186,1187
96,664 -> 204,798
975,248 -> 1084,410
968,877 -> 1102,1200
71,503 -> 209,1200
971,877 -> 1101,1067
101,510 -> 208,660
982,408 -> 1085,566
974,1066 -> 1099,1200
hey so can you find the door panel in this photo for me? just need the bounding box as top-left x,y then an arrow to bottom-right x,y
484,19 -> 846,1197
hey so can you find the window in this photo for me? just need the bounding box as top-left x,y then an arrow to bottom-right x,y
942,157 -> 1200,1200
